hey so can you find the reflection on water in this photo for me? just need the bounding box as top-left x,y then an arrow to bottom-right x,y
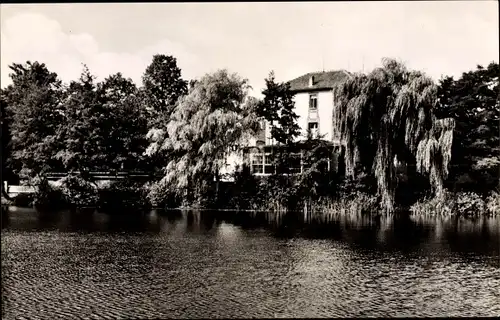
2,206 -> 499,318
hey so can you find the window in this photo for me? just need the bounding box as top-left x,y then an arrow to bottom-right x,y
308,122 -> 319,138
264,153 -> 275,174
289,153 -> 302,174
251,154 -> 263,174
309,94 -> 318,110
266,124 -> 274,145
308,122 -> 318,130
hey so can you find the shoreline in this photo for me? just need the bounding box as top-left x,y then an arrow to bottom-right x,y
2,202 -> 497,219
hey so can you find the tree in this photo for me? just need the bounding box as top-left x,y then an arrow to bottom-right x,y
435,62 -> 499,193
295,138 -> 337,209
1,89 -> 12,184
3,61 -> 65,180
56,68 -> 148,172
55,65 -> 102,172
97,73 -> 149,171
333,58 -> 455,212
142,54 -> 188,129
145,70 -> 260,206
259,71 -> 300,145
258,71 -> 301,176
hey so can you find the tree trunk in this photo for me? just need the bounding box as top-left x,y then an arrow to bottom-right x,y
215,169 -> 220,206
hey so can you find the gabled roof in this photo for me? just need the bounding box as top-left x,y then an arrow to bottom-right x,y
288,70 -> 351,92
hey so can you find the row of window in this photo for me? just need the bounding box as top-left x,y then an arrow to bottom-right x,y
249,152 -> 329,175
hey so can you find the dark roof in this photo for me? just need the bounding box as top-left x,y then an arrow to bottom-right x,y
288,70 -> 351,92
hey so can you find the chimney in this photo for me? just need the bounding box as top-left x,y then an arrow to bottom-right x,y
309,75 -> 315,87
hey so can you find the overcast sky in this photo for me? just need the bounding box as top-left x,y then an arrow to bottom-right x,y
1,2 -> 498,96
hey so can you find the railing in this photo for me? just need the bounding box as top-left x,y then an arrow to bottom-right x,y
5,185 -> 36,194
43,171 -> 153,180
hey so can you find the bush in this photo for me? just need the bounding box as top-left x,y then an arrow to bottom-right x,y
12,193 -> 35,207
410,191 -> 489,218
58,175 -> 100,208
308,192 -> 378,221
99,180 -> 151,212
226,165 -> 261,210
32,178 -> 65,210
144,179 -> 183,209
224,170 -> 296,212
410,192 -> 454,217
454,192 -> 485,218
485,191 -> 500,216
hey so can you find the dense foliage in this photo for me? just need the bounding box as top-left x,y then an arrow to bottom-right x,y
2,61 -> 65,179
142,54 -> 188,130
58,175 -> 100,208
259,71 -> 300,145
333,58 -> 456,212
145,70 -> 260,207
435,62 -> 499,193
2,55 -> 497,218
55,68 -> 149,172
99,180 -> 150,212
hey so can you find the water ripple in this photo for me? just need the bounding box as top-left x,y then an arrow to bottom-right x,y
2,210 -> 500,318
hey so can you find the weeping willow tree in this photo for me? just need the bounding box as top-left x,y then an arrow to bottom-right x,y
333,58 -> 455,212
145,70 -> 260,207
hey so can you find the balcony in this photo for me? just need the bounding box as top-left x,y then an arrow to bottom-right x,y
308,108 -> 318,120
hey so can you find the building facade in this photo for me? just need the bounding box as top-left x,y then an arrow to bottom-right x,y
220,70 -> 350,179
286,70 -> 350,144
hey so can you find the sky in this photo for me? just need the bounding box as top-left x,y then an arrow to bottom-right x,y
1,2 -> 498,97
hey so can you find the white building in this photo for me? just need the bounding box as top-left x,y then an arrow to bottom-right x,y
221,70 -> 350,179
285,70 -> 350,144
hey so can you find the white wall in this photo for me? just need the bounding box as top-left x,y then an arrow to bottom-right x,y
317,90 -> 334,141
292,90 -> 334,141
293,93 -> 310,140
223,89 -> 335,177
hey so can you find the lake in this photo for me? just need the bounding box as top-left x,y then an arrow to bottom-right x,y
2,206 -> 499,318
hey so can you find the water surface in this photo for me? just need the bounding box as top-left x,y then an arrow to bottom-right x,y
2,207 -> 499,318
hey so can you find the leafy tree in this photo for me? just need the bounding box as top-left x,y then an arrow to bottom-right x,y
145,70 -> 260,206
333,58 -> 455,212
293,138 -> 336,210
55,65 -> 102,171
3,61 -> 65,180
142,54 -> 188,129
97,73 -> 149,171
435,62 -> 499,193
1,90 -> 12,185
56,67 -> 148,172
259,71 -> 300,145
258,71 -> 301,176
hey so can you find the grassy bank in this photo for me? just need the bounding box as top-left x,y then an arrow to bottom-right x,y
7,175 -> 499,219
409,191 -> 500,218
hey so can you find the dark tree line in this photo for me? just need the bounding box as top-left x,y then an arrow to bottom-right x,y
1,55 -> 188,183
435,62 -> 499,194
1,56 -> 498,212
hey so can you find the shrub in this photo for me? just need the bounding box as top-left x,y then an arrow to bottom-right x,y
99,179 -> 151,212
410,191 -> 456,217
335,173 -> 377,197
410,191 -> 488,218
227,165 -> 261,210
485,191 -> 500,216
308,191 -> 378,222
58,174 -> 100,208
32,178 -> 65,210
12,193 -> 35,207
454,192 -> 485,218
145,179 -> 182,209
